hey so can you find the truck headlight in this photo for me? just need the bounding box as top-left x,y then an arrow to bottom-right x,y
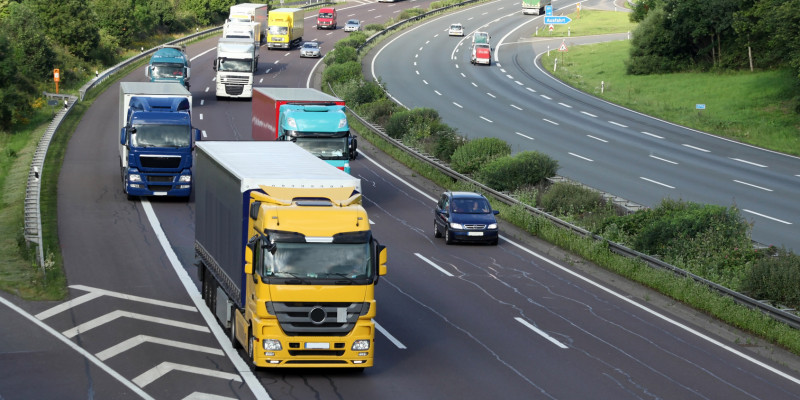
129,174 -> 142,182
352,340 -> 370,351
263,339 -> 282,351
338,118 -> 347,129
178,175 -> 191,183
449,222 -> 464,230
286,117 -> 297,129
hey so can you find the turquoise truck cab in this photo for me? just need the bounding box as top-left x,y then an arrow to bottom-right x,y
279,104 -> 356,173
145,45 -> 191,89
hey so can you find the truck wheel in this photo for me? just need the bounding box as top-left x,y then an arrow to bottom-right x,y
247,330 -> 257,369
230,314 -> 241,349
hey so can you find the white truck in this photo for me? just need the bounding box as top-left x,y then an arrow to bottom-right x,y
522,0 -> 551,15
223,20 -> 261,45
214,37 -> 258,99
228,3 -> 268,44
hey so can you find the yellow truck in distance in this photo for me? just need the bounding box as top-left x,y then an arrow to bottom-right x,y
195,141 -> 387,369
267,8 -> 304,49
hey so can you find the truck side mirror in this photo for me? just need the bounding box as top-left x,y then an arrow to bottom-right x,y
145,67 -> 150,78
194,128 -> 201,144
186,68 -> 191,79
377,244 -> 387,277
212,60 -> 217,71
120,128 -> 126,145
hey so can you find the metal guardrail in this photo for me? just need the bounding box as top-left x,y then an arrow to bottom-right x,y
345,99 -> 800,331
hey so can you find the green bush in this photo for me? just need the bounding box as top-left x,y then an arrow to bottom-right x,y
322,61 -> 362,86
354,98 -> 398,127
541,182 -> 605,216
430,123 -> 464,162
384,108 -> 440,140
365,23 -> 385,31
325,45 -> 357,66
742,247 -> 800,307
449,137 -> 510,175
337,32 -> 367,49
476,151 -> 558,192
398,8 -> 425,20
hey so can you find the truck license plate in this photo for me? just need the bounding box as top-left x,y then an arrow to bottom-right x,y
153,192 -> 168,196
305,342 -> 330,349
467,232 -> 484,236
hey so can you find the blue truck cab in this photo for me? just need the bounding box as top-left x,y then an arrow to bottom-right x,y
279,104 -> 357,173
119,82 -> 200,199
145,45 -> 191,89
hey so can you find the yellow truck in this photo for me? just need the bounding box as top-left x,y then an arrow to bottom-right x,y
267,8 -> 304,49
195,141 -> 387,369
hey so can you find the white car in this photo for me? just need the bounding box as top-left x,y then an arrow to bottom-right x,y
300,41 -> 321,58
344,19 -> 362,32
448,23 -> 464,36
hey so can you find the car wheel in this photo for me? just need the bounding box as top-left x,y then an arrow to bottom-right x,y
434,221 -> 442,238
445,229 -> 453,245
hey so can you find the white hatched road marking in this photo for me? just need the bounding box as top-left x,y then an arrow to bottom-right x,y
36,284 -> 196,320
133,362 -> 241,387
96,335 -> 224,361
63,310 -> 209,338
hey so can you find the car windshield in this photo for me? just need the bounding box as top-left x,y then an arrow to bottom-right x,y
451,198 -> 491,214
264,242 -> 370,279
303,43 -> 318,49
131,124 -> 191,148
451,25 -> 461,30
347,20 -> 359,25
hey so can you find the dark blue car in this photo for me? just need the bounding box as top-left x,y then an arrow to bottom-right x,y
434,191 -> 499,245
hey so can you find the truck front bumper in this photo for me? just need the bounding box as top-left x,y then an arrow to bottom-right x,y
125,172 -> 192,197
253,323 -> 375,368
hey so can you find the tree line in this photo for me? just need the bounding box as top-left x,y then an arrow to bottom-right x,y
628,0 -> 800,83
0,0 -> 236,130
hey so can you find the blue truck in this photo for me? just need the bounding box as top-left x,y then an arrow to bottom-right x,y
251,87 -> 357,173
145,45 -> 191,89
119,82 -> 201,199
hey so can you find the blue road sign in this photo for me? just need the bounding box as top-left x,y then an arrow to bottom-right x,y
696,104 -> 706,110
544,16 -> 572,24
545,5 -> 553,16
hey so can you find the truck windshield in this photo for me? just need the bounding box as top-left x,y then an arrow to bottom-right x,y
293,137 -> 348,159
151,63 -> 184,79
218,58 -> 253,72
269,26 -> 288,35
131,124 -> 191,148
266,242 -> 370,279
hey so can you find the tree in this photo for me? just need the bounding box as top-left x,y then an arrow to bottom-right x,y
4,1 -> 55,78
30,0 -> 100,60
179,0 -> 235,26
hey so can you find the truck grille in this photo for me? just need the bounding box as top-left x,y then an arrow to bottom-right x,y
225,84 -> 244,95
148,185 -> 173,192
140,155 -> 181,169
271,302 -> 366,336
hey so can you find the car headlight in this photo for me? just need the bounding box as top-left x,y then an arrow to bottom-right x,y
263,339 -> 282,351
129,174 -> 142,182
449,222 -> 464,230
488,223 -> 497,229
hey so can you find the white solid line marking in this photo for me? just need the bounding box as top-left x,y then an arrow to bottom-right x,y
63,311 -> 209,338
540,94 -> 552,100
683,144 -> 710,152
734,180 -> 773,192
415,253 -> 454,276
587,135 -> 608,143
511,104 -> 522,110
608,121 -> 627,128
453,102 -> 463,108
515,318 -> 568,349
650,155 -> 678,165
640,177 -> 675,189
133,362 -> 241,388
96,335 -> 224,361
487,92 -> 496,98
480,116 -> 493,123
642,131 -> 664,139
558,102 -> 572,108
743,209 -> 792,224
543,119 -> 559,125
375,320 -> 407,349
581,111 -> 596,117
569,152 -> 593,162
515,132 -> 534,140
731,158 -> 768,168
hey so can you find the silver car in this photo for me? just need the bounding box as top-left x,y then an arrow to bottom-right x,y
344,19 -> 361,32
300,41 -> 321,58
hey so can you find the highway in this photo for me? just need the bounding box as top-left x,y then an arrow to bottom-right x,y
368,0 -> 800,252
1,0 -> 800,399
